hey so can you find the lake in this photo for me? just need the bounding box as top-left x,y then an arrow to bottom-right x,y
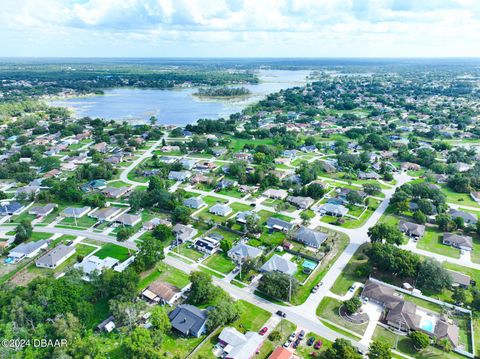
48,70 -> 310,125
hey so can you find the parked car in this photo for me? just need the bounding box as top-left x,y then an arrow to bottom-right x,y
289,332 -> 296,341
311,286 -> 318,293
292,339 -> 300,349
307,337 -> 315,346
314,340 -> 323,349
276,310 -> 286,318
259,327 -> 268,336
349,284 -> 356,292
298,330 -> 305,340
283,340 -> 291,348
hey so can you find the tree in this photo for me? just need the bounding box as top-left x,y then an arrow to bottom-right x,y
368,340 -> 392,359
188,271 -> 217,305
117,227 -> 134,241
300,211 -> 311,225
437,338 -> 452,353
171,205 -> 191,224
129,190 -> 146,212
412,211 -> 426,225
436,214 -> 456,232
220,239 -> 233,253
150,306 -> 171,334
324,338 -> 362,359
123,327 -> 161,359
14,220 -> 33,244
306,183 -> 325,199
245,213 -> 261,233
152,224 -> 173,242
133,237 -> 164,272
206,295 -> 240,330
257,271 -> 298,301
367,223 -> 403,245
268,330 -> 281,341
409,331 -> 430,351
363,183 -> 382,196
416,258 -> 452,293
343,296 -> 362,315
110,299 -> 146,331
452,287 -> 467,304
346,191 -> 363,205
367,243 -> 420,278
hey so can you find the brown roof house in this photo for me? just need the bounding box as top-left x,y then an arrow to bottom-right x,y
142,280 -> 182,306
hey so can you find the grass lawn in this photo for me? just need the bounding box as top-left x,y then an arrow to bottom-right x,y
330,244 -> 369,296
95,243 -> 133,261
202,195 -> 226,206
176,243 -> 204,261
197,207 -> 229,223
258,229 -> 286,247
60,215 -> 98,228
159,331 -> 206,358
316,297 -> 368,336
471,236 -> 480,264
230,202 -> 252,213
417,226 -> 460,259
217,188 -> 243,198
227,136 -> 274,152
295,332 -> 333,359
11,212 -> 37,223
440,185 -> 480,208
203,252 -> 236,274
372,325 -> 466,359
256,320 -> 296,359
137,262 -> 190,290
31,232 -> 54,241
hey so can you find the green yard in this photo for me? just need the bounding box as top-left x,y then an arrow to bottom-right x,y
203,252 -> 236,274
137,262 -> 190,290
256,320 -> 296,359
95,243 -> 133,261
440,185 -> 480,208
316,296 -> 368,336
417,226 -> 461,259
330,244 -> 369,296
175,243 -> 205,262
59,215 -> 98,228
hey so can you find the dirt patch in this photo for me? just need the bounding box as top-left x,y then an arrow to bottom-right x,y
340,305 -> 369,325
9,265 -> 41,286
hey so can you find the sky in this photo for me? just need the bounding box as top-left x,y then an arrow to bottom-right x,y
0,0 -> 479,58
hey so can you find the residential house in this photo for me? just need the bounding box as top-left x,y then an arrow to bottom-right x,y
260,254 -> 297,276
97,316 -> 116,333
286,196 -> 314,209
61,206 -> 91,218
268,347 -> 296,359
358,171 -> 380,180
448,209 -> 478,225
361,280 -> 459,348
209,204 -> 232,217
89,207 -> 123,222
168,304 -> 209,338
443,233 -> 473,251
143,218 -> 171,230
0,201 -> 25,215
43,168 -> 62,179
216,179 -> 238,190
446,270 -> 471,289
28,203 -> 57,217
74,255 -> 119,280
183,197 -> 206,209
217,327 -> 263,359
263,189 -> 288,200
142,280 -> 182,305
319,203 -> 349,217
16,185 -> 40,198
180,158 -> 198,170
401,162 -> 421,171
173,224 -> 198,242
294,227 -> 327,249
92,142 -> 108,153
159,156 -> 177,164
194,233 -> 222,255
168,171 -> 192,182
80,179 -> 107,192
7,240 -> 48,263
236,211 -> 260,224
471,192 -> 480,204
115,213 -> 141,227
228,243 -> 262,262
194,161 -> 217,172
35,244 -> 76,269
452,162 -> 472,173
212,148 -> 228,157
398,221 -> 425,239
102,186 -> 131,199
160,145 -> 180,152
266,217 -> 294,232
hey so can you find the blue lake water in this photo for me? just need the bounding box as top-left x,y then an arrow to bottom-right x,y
48,70 -> 310,125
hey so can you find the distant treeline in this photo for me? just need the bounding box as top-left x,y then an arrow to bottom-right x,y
195,86 -> 251,97
0,65 -> 258,102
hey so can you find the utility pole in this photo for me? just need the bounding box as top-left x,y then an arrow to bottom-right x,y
289,276 -> 292,303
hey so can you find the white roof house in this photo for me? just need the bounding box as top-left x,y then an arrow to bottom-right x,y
262,188 -> 288,200
61,206 -> 91,218
218,327 -> 263,359
74,255 -> 119,280
183,197 -> 206,209
209,204 -> 232,217
115,213 -> 141,227
260,254 -> 297,276
8,240 -> 48,262
228,243 -> 262,262
35,244 -> 76,269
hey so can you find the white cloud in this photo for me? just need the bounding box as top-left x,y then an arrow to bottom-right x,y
0,0 -> 479,56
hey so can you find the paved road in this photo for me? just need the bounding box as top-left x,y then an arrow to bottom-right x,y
119,138 -> 163,186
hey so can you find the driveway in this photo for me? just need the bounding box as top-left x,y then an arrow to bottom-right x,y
359,301 -> 383,346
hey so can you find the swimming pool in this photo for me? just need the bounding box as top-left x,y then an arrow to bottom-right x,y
419,316 -> 434,333
4,257 -> 14,264
302,259 -> 317,270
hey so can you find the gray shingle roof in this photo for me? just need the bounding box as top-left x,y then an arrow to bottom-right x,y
294,227 -> 327,248
260,254 -> 297,275
168,304 -> 208,337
